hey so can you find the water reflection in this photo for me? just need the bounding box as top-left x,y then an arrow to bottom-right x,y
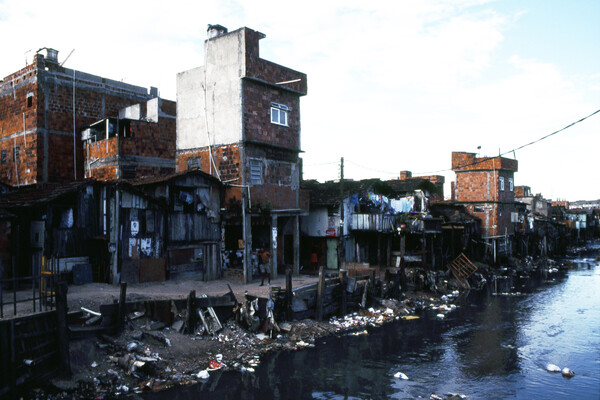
143,252 -> 600,400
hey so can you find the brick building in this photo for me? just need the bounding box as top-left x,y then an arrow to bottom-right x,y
82,97 -> 176,180
451,152 -> 519,240
0,48 -> 158,187
176,25 -> 308,282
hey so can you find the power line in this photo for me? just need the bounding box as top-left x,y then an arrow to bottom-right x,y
304,161 -> 339,167
345,159 -> 398,175
414,108 -> 600,175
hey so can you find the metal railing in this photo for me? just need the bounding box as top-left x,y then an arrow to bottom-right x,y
1,257 -> 58,318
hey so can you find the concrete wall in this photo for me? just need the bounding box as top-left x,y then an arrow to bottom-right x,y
176,30 -> 245,150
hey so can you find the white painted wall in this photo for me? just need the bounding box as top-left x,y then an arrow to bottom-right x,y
177,31 -> 245,150
301,207 -> 330,237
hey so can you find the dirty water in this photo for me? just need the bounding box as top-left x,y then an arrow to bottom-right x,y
142,246 -> 600,399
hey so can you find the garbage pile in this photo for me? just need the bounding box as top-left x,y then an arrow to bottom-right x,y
327,291 -> 461,334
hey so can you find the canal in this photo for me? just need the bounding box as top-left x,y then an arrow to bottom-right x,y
143,244 -> 600,399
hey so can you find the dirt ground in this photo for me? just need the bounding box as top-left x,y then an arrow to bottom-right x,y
1,273 -> 321,318
4,270 -> 460,399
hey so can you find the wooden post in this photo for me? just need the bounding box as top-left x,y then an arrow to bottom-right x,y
118,282 -> 127,333
370,269 -> 376,291
369,269 -> 377,303
285,268 -> 293,321
185,290 -> 196,334
56,281 -> 71,378
339,270 -> 347,316
315,266 -> 325,321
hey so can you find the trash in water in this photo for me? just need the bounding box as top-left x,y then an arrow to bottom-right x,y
394,371 -> 408,380
208,359 -> 226,371
546,363 -> 561,373
561,367 -> 575,378
196,370 -> 210,380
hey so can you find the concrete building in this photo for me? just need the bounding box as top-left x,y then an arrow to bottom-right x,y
0,48 -> 158,186
176,25 -> 308,282
451,152 -> 520,262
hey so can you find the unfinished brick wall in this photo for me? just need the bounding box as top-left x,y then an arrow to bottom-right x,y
177,143 -> 242,183
243,82 -> 300,149
84,99 -> 176,180
452,152 -> 518,236
452,152 -> 518,172
1,53 -> 153,186
243,28 -> 307,94
0,61 -> 40,185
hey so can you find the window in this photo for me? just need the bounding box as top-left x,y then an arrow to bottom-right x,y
13,146 -> 19,163
270,102 -> 288,126
499,176 -> 505,191
121,166 -> 137,180
249,159 -> 263,185
1,150 -> 6,165
26,93 -> 33,108
508,178 -> 514,192
187,157 -> 201,170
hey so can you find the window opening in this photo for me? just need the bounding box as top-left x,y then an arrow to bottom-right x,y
270,102 -> 288,126
249,159 -> 263,185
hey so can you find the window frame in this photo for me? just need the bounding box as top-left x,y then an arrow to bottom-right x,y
0,149 -> 6,165
270,102 -> 289,127
499,176 -> 505,191
249,159 -> 263,185
508,177 -> 514,192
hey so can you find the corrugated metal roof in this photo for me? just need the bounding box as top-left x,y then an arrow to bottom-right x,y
0,180 -> 94,208
127,169 -> 222,187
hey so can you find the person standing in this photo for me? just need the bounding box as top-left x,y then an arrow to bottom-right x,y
259,247 -> 272,286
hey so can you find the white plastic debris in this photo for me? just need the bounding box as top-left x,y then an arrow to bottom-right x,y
546,364 -> 561,372
561,367 -> 575,377
436,313 -> 445,319
216,354 -> 223,363
394,371 -> 408,380
91,361 -> 98,368
196,369 -> 210,380
127,342 -> 138,352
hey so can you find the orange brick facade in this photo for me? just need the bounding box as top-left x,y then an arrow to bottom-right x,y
83,98 -> 176,180
452,152 -> 518,236
0,52 -> 154,186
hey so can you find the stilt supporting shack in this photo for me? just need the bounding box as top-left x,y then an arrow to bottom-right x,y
339,270 -> 347,316
315,266 -> 325,321
56,282 -> 71,378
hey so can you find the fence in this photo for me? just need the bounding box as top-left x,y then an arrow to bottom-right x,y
0,257 -> 59,318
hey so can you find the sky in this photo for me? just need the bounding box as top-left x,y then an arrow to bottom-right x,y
1,0 -> 598,201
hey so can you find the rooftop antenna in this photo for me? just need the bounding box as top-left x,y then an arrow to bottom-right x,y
477,146 -> 481,157
24,49 -> 32,66
61,49 -> 75,67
